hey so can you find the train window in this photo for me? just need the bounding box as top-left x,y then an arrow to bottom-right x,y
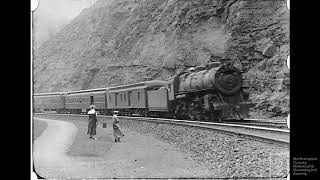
138,92 -> 140,101
124,94 -> 126,101
90,96 -> 94,105
115,93 -> 118,106
109,95 -> 111,102
121,94 -> 123,102
168,84 -> 172,92
128,91 -> 131,106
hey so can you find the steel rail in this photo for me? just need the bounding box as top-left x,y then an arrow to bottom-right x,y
220,120 -> 288,129
33,113 -> 289,144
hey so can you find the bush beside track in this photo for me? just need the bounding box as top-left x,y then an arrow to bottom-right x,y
33,114 -> 289,178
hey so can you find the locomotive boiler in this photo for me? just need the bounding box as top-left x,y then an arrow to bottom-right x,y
171,62 -> 252,121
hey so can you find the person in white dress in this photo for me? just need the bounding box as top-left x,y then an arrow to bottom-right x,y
87,105 -> 98,139
112,111 -> 124,142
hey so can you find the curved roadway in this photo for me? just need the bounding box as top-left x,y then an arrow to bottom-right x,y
32,117 -> 213,178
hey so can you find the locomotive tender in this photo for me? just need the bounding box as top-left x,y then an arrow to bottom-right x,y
33,62 -> 253,121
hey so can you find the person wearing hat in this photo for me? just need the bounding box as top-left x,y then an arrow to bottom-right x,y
112,110 -> 124,142
87,105 -> 98,139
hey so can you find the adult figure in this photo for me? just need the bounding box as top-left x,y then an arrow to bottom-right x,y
87,105 -> 98,139
112,111 -> 124,142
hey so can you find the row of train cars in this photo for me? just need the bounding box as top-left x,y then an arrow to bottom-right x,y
33,62 -> 254,121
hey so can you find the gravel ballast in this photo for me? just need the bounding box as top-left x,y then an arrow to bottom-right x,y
34,114 -> 289,178
120,119 -> 289,178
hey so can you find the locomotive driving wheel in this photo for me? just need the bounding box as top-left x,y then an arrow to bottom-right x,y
188,110 -> 196,121
195,113 -> 203,121
212,110 -> 223,122
187,103 -> 195,120
203,113 -> 211,122
188,107 -> 203,121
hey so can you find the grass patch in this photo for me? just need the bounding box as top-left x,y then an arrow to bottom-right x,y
66,119 -> 114,157
34,114 -> 114,157
33,120 -> 48,141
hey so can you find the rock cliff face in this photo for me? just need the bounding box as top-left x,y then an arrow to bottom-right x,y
33,0 -> 289,118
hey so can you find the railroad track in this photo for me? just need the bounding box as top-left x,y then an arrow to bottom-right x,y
33,113 -> 290,145
221,119 -> 288,129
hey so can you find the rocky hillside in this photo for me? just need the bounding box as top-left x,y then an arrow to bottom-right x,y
33,0 -> 289,118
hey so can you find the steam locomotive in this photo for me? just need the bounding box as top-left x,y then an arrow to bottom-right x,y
34,62 -> 253,121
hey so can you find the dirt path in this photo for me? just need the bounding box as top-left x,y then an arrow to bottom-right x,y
33,117 -> 213,178
33,118 -> 78,178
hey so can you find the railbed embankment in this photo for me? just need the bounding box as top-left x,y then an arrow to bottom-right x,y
33,113 -> 289,178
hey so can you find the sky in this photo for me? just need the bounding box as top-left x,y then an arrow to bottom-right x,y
33,0 -> 97,48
